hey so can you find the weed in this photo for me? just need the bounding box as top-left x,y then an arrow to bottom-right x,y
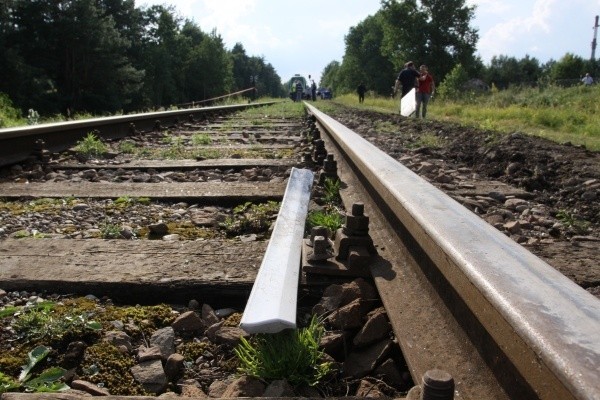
27,109 -> 39,125
0,93 -> 24,127
192,133 -> 212,145
322,177 -> 341,205
13,230 -> 31,238
10,228 -> 46,238
100,222 -> 122,239
412,132 -> 444,149
113,196 -> 151,206
306,209 -> 344,235
118,140 -> 137,154
11,301 -> 101,345
99,304 -> 175,339
555,210 -> 591,234
79,343 -> 147,396
161,133 -> 174,144
234,315 -> 331,386
221,201 -> 280,236
237,101 -> 305,119
479,118 -> 498,131
74,132 -> 108,158
0,346 -> 69,393
329,84 -> 600,151
374,120 -> 398,134
193,149 -> 221,159
160,137 -> 187,159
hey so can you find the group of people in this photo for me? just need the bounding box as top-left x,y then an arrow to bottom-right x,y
395,61 -> 435,118
355,64 -> 593,118
291,80 -> 318,102
356,61 -> 435,118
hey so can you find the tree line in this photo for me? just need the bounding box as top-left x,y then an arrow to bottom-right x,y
320,0 -> 599,97
0,0 -> 285,117
3,0 -> 598,119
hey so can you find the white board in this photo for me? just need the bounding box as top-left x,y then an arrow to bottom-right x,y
400,88 -> 416,117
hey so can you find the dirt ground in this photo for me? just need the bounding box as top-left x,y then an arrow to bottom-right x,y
324,105 -> 600,298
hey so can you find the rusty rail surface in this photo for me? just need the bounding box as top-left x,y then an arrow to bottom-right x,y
305,102 -> 600,400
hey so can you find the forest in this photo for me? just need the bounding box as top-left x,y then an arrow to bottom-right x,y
0,0 -> 285,118
1,0 -> 599,122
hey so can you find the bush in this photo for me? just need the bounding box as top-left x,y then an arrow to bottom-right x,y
437,64 -> 469,100
0,93 -> 23,128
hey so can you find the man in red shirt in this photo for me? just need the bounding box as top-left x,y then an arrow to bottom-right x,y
416,65 -> 435,118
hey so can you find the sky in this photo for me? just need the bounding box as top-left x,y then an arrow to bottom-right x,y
139,0 -> 600,84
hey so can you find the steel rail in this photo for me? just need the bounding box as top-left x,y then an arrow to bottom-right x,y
240,167 -> 314,334
0,102 -> 278,167
305,103 -> 600,400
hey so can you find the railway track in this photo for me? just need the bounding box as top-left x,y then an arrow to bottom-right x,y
0,102 -> 598,400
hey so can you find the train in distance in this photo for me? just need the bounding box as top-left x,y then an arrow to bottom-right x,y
286,74 -> 332,100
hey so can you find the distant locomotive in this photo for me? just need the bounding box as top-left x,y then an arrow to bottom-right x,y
287,74 -> 314,100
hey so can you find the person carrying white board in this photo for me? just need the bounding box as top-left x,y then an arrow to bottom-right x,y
394,61 -> 420,117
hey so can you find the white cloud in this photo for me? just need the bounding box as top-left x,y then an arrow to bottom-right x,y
466,0 -> 511,15
476,0 -> 562,62
474,0 -> 600,63
141,0 -> 599,80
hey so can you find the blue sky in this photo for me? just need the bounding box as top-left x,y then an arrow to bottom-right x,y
139,0 -> 600,84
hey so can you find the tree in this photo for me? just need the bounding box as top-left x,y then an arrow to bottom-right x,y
549,53 -> 587,82
0,0 -> 60,112
137,5 -> 183,107
517,55 -> 542,86
379,0 -> 479,82
229,44 -> 284,99
0,0 -> 279,115
0,0 -> 143,114
255,61 -> 285,98
231,43 -> 252,94
486,55 -> 520,89
341,13 -> 396,95
183,29 -> 233,101
55,0 -> 144,113
320,61 -> 342,93
437,63 -> 469,99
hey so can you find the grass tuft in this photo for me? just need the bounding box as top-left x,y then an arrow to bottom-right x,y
234,315 -> 331,386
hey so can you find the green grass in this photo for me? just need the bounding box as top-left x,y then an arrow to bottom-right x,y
327,85 -> 600,151
118,140 -> 137,154
237,99 -> 305,119
0,93 -> 25,128
191,133 -> 212,145
234,315 -> 331,386
322,177 -> 341,205
306,209 -> 344,235
74,132 -> 108,158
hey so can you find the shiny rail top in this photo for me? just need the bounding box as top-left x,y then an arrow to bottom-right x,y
305,103 -> 600,400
